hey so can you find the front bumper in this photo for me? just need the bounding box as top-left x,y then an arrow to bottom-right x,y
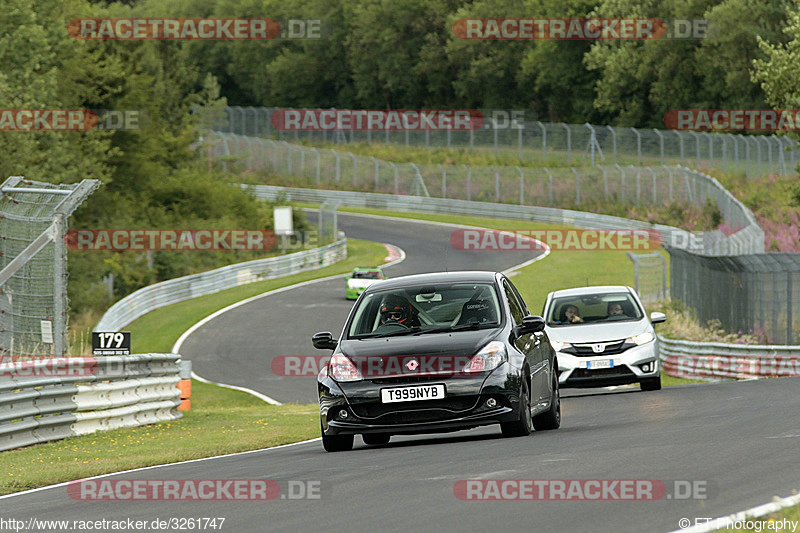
318,363 -> 522,436
557,342 -> 659,388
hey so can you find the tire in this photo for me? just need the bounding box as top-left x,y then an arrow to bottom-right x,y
362,433 -> 391,446
640,375 -> 662,391
321,422 -> 354,452
501,379 -> 532,438
533,376 -> 561,431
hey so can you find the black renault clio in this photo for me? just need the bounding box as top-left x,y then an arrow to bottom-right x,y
313,271 -> 560,452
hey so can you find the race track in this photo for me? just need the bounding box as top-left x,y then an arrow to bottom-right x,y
2,212 -> 798,533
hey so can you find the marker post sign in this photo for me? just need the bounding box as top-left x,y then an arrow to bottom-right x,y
274,206 -> 293,253
92,331 -> 131,355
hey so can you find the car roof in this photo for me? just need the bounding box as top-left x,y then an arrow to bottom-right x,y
364,271 -> 498,291
548,286 -> 633,298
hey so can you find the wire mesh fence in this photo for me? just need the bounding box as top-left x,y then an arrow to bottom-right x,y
217,107 -> 800,178
0,177 -> 99,355
211,132 -> 763,254
669,250 -> 800,344
626,252 -> 668,303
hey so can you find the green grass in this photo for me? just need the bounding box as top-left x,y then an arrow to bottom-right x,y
0,381 -> 319,495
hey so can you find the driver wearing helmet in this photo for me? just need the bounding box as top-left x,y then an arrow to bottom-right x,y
379,294 -> 417,326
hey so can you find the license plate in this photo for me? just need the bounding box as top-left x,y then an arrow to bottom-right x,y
587,359 -> 613,369
381,384 -> 445,403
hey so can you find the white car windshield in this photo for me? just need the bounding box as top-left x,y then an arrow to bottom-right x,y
348,283 -> 502,338
547,292 -> 643,326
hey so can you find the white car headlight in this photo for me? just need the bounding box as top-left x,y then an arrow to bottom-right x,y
550,340 -> 570,351
464,341 -> 508,373
627,331 -> 655,345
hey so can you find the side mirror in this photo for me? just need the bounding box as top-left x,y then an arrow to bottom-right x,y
516,315 -> 545,336
650,312 -> 666,324
312,331 -> 338,350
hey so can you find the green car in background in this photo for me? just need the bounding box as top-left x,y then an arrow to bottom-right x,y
345,267 -> 386,300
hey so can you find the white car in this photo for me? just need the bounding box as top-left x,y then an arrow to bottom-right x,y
542,286 -> 666,391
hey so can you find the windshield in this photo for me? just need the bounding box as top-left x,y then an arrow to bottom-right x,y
352,271 -> 382,279
547,292 -> 643,326
348,282 -> 502,338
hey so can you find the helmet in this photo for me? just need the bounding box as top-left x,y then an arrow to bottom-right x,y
379,294 -> 413,325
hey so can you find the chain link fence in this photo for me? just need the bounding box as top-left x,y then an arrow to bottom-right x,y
0,177 -> 99,356
669,250 -> 800,344
219,107 -> 800,178
211,132 -> 765,256
627,252 -> 668,303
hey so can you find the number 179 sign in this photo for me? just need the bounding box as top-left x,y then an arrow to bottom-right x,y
92,332 -> 131,355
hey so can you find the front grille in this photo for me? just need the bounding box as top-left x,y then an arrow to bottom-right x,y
566,340 -> 630,357
351,396 -> 480,420
569,366 -> 634,379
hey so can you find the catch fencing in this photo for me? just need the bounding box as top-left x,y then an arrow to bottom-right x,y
219,107 -> 800,178
211,133 -> 765,257
669,250 -> 800,344
0,177 -> 100,356
94,234 -> 346,332
0,354 -> 186,452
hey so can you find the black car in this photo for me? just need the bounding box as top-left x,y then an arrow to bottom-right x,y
312,271 -> 561,452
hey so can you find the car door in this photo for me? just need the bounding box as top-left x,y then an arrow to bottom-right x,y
501,278 -> 544,402
506,278 -> 549,403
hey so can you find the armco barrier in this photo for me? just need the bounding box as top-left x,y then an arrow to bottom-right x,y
658,335 -> 800,380
94,235 -> 346,332
0,354 -> 185,452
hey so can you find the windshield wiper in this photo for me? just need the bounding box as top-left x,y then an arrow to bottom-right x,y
369,326 -> 422,338
416,321 -> 499,335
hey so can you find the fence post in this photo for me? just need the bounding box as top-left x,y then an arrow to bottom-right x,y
745,136 -> 751,177
628,165 -> 639,206
561,123 -> 571,164
311,148 -> 320,184
331,149 -> 341,182
493,166 -> 500,202
544,168 -> 554,206
615,164 -> 626,201
493,118 -> 499,157
653,129 -> 664,166
597,165 -> 608,199
439,164 -> 447,198
538,121 -> 547,160
464,165 -> 471,201
662,164 -> 673,199
689,131 -> 701,168
607,125 -> 617,164
517,166 -> 524,205
572,167 -> 580,204
674,131 -> 685,166
631,127 -> 641,166
647,167 -> 657,204
701,132 -> 713,169
350,153 -> 357,186
391,162 -> 399,194
372,157 -> 380,190
518,123 -> 523,160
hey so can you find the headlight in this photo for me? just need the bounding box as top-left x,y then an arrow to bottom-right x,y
550,340 -> 570,351
328,354 -> 362,382
464,341 -> 508,373
627,332 -> 655,345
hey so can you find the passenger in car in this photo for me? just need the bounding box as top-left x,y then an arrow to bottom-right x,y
607,302 -> 626,316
